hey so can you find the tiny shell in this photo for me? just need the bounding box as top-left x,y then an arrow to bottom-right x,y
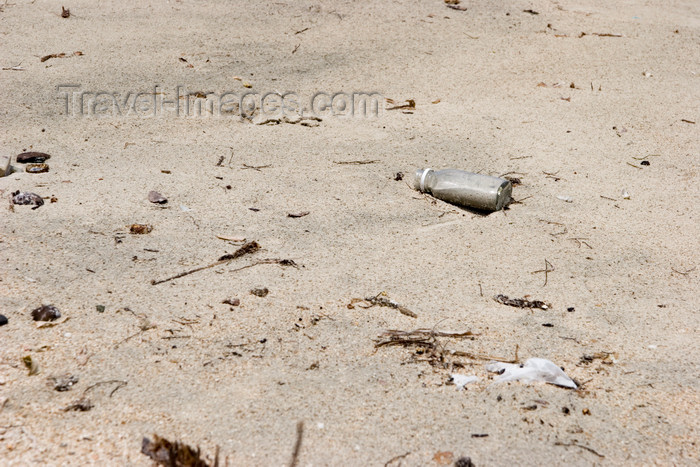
31,305 -> 61,322
26,163 -> 49,173
16,152 -> 51,163
148,191 -> 168,204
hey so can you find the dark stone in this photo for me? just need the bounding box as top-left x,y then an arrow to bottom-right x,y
31,305 -> 61,321
16,152 -> 51,163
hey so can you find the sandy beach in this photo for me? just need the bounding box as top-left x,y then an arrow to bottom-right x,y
1,0 -> 699,465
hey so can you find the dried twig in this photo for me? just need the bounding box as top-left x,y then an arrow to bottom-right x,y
530,259 -> 554,286
384,452 -> 411,466
351,293 -> 417,318
671,266 -> 696,276
83,380 -> 128,398
493,294 -> 549,310
333,160 -> 379,165
374,327 -> 516,369
569,237 -> 593,249
386,99 -> 415,111
289,421 -> 304,467
241,164 -> 272,171
555,441 -> 604,458
151,241 -> 261,285
1,62 -> 24,71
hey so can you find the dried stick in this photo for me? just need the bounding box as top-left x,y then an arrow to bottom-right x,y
151,241 -> 260,285
289,421 -> 304,467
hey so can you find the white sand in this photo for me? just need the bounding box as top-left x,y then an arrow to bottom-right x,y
1,0 -> 698,465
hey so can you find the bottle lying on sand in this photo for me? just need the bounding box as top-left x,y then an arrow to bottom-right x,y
413,168 -> 512,212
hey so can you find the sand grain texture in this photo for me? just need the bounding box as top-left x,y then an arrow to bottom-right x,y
1,0 -> 699,465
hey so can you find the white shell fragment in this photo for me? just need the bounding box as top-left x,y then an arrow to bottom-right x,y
450,374 -> 479,390
485,358 -> 577,389
621,189 -> 630,199
556,195 -> 573,203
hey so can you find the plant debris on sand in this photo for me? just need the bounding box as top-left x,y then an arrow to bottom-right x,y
141,434 -> 217,467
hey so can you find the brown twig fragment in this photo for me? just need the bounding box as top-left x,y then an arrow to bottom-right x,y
83,380 -> 128,398
671,266 -> 696,276
386,99 -> 416,111
40,51 -> 83,62
493,294 -> 549,310
569,237 -> 593,249
289,421 -> 304,467
241,164 -> 272,171
384,452 -> 411,467
530,259 -> 554,286
333,160 -> 379,165
151,241 -> 261,285
374,327 -> 515,370
352,292 -> 417,318
555,441 -> 604,458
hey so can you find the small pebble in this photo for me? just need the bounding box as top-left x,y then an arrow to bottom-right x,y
16,152 -> 51,163
148,191 -> 168,204
250,287 -> 269,297
31,305 -> 61,322
0,314 -> 8,326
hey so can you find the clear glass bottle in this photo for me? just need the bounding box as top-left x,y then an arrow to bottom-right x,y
413,168 -> 512,211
